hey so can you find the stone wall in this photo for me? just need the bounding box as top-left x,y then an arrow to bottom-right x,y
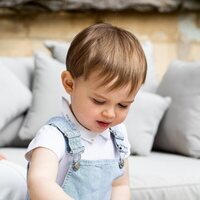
0,10 -> 200,80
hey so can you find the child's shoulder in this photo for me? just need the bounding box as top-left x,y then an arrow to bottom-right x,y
26,124 -> 66,162
36,123 -> 68,147
36,123 -> 64,137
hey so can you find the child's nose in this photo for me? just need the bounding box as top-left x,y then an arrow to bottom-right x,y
102,107 -> 116,119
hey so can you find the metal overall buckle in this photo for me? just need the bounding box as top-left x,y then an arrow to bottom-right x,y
72,161 -> 80,171
72,153 -> 81,171
119,158 -> 124,169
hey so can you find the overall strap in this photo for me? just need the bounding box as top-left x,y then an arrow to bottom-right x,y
47,116 -> 85,171
110,127 -> 128,169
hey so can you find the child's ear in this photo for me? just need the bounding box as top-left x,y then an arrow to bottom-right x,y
61,71 -> 74,95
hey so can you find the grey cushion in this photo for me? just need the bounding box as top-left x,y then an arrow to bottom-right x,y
0,57 -> 34,147
0,115 -> 25,147
154,60 -> 200,158
124,91 -> 171,155
0,57 -> 34,89
45,40 -> 157,92
141,41 -> 157,92
44,40 -> 71,64
129,152 -> 200,200
0,65 -> 32,131
19,52 -> 69,140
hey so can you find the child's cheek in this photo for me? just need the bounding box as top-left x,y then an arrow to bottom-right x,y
120,110 -> 129,122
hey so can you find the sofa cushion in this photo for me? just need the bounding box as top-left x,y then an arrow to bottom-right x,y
0,57 -> 34,89
45,40 -> 157,92
0,65 -> 32,131
0,115 -> 25,147
154,60 -> 200,158
129,152 -> 200,200
44,40 -> 70,64
19,52 -> 69,140
141,41 -> 157,92
125,91 -> 171,155
0,57 -> 34,147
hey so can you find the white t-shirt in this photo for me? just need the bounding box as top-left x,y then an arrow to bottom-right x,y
25,98 -> 130,185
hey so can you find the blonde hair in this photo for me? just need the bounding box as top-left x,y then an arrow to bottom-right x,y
66,23 -> 147,95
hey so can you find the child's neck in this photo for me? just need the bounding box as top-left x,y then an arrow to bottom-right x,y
69,104 -> 91,132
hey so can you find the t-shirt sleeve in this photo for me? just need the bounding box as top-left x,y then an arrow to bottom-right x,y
25,125 -> 66,162
117,123 -> 131,158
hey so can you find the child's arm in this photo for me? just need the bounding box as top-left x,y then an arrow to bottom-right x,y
111,158 -> 131,200
28,147 -> 74,200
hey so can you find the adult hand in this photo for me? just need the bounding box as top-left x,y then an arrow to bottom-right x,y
0,154 -> 6,160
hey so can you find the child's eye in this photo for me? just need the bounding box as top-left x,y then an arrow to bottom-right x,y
118,104 -> 128,109
92,98 -> 105,105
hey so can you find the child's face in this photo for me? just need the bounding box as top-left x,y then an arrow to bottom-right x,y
62,71 -> 140,133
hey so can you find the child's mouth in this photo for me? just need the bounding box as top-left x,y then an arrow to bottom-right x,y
96,121 -> 111,128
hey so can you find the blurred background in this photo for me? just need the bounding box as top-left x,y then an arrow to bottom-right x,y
0,0 -> 200,80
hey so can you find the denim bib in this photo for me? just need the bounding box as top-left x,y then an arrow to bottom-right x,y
48,116 -> 128,200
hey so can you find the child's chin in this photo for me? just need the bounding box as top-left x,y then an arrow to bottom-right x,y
88,126 -> 105,133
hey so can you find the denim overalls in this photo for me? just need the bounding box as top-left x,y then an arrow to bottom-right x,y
27,115 -> 128,200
